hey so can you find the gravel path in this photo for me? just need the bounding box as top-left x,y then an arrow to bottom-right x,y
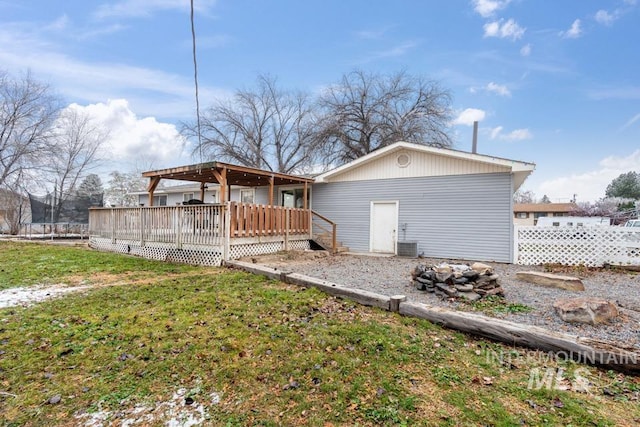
250,252 -> 640,349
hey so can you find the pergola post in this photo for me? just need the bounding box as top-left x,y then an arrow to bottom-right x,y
268,176 -> 275,206
199,182 -> 206,202
147,176 -> 161,207
212,167 -> 228,203
303,182 -> 308,210
303,181 -> 310,237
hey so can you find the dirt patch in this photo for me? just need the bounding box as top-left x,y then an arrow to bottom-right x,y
239,250 -> 330,269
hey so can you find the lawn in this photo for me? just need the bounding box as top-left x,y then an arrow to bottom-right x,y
0,241 -> 639,426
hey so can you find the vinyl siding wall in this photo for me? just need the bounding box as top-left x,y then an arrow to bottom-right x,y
326,149 -> 511,182
312,173 -> 514,263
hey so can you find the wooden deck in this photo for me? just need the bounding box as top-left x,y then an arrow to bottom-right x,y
88,202 -> 312,266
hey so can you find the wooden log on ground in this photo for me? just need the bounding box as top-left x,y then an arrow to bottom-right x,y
516,271 -> 585,291
399,301 -> 640,374
285,272 -> 390,310
224,260 -> 283,281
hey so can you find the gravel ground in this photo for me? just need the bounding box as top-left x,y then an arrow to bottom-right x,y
249,252 -> 640,349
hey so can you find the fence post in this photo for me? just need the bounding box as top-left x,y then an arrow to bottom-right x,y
513,225 -> 519,265
223,202 -> 231,262
284,209 -> 290,251
176,207 -> 182,249
111,209 -> 116,244
140,208 -> 145,247
332,223 -> 337,254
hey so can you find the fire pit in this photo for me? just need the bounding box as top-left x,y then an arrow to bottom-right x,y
411,262 -> 504,301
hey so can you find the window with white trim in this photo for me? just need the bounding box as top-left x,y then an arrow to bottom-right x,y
183,192 -> 195,202
280,187 -> 310,208
152,195 -> 167,206
240,189 -> 255,204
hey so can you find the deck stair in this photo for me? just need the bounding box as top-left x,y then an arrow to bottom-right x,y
311,210 -> 347,254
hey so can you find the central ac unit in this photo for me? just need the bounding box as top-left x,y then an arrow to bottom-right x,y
397,241 -> 418,257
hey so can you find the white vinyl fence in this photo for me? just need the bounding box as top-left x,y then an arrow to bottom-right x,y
514,226 -> 640,267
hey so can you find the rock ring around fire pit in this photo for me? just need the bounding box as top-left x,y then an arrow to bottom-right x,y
411,262 -> 504,302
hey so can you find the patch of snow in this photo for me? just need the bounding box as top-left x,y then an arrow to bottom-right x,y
74,387 -> 222,426
0,284 -> 92,308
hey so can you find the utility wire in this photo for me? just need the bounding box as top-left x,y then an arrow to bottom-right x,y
190,0 -> 204,168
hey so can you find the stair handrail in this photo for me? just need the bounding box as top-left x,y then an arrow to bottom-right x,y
311,210 -> 337,254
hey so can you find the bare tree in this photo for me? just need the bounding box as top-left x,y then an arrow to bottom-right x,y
46,107 -> 108,221
572,198 -> 622,217
513,190 -> 536,203
316,70 -> 453,164
105,170 -> 146,207
0,71 -> 61,188
185,75 -> 320,174
0,175 -> 29,235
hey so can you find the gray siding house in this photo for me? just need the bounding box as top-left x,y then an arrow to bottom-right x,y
122,141 -> 534,264
312,141 -> 535,263
134,183 -> 308,208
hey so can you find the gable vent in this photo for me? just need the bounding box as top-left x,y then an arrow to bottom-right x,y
396,153 -> 411,168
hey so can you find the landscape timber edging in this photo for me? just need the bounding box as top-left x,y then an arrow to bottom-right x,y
225,260 -> 640,375
226,260 -> 391,310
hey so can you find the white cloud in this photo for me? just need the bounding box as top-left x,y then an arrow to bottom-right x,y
560,19 -> 583,39
520,43 -> 531,56
453,108 -> 486,126
490,126 -> 503,139
372,40 -> 419,58
69,99 -> 192,170
489,126 -> 532,140
536,150 -> 640,202
94,0 -> 216,19
472,0 -> 511,18
504,128 -> 532,140
483,19 -> 525,40
621,112 -> 640,130
0,24 -> 230,120
595,10 -> 615,26
486,82 -> 511,96
594,1 -> 638,26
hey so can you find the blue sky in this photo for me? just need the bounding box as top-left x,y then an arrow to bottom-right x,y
1,0 -> 638,202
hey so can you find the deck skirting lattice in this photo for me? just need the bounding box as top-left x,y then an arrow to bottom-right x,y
90,237 -> 310,266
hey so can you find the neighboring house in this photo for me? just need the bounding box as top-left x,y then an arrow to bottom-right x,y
535,216 -> 611,227
132,182 -> 309,208
312,141 -> 535,263
513,203 -> 578,226
132,183 -> 220,206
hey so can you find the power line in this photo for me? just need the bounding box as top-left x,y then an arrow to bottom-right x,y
190,0 -> 203,166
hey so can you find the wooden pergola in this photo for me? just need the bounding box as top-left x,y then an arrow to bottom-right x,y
142,162 -> 315,208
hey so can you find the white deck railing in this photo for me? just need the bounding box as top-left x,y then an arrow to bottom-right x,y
89,203 -> 311,248
89,204 -> 226,247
